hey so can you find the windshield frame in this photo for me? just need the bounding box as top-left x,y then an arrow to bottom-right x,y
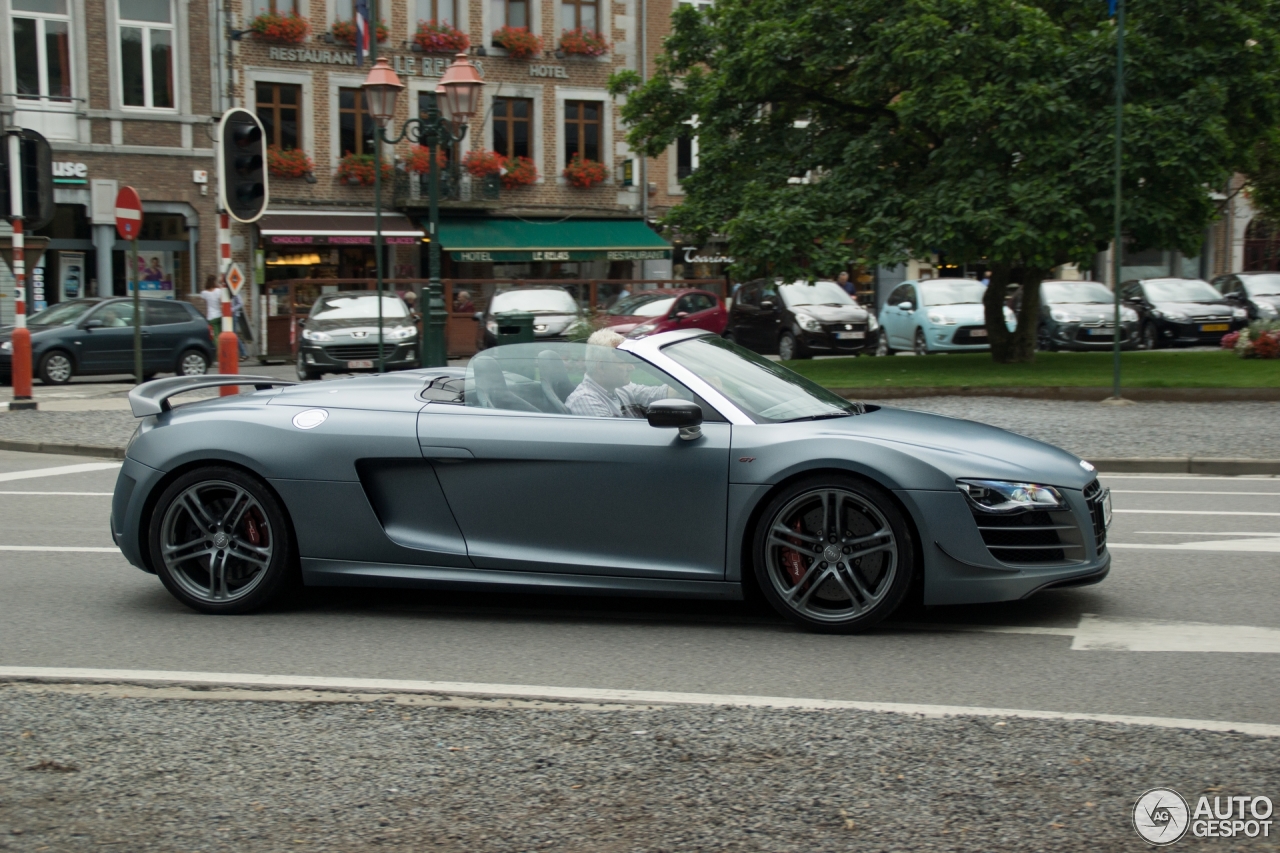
1142,279 -> 1222,303
607,293 -> 678,317
490,288 -> 581,316
1041,282 -> 1115,304
777,281 -> 857,308
26,299 -> 100,327
1241,275 -> 1280,297
920,281 -> 987,307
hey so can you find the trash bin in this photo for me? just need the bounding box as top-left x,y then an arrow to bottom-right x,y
494,312 -> 535,346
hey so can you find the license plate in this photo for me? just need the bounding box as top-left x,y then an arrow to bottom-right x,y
1201,323 -> 1229,332
1102,489 -> 1113,529
347,360 -> 374,369
1087,328 -> 1112,336
834,331 -> 864,340
969,328 -> 988,337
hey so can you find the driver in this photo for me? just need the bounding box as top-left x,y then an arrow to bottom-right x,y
566,330 -> 673,418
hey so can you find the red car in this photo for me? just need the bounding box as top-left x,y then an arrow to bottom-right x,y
603,289 -> 728,339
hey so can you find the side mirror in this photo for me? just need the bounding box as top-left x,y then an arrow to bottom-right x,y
674,311 -> 690,320
472,311 -> 484,322
897,301 -> 914,311
646,399 -> 703,441
760,299 -> 777,311
83,319 -> 104,330
297,318 -> 307,327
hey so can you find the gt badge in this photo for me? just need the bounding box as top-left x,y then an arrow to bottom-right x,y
738,457 -> 756,463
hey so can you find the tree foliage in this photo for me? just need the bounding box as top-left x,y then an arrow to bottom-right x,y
611,0 -> 1280,361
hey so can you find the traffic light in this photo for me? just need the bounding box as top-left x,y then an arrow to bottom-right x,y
0,129 -> 55,230
218,108 -> 269,223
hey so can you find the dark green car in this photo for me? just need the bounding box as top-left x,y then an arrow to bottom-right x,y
1026,280 -> 1141,351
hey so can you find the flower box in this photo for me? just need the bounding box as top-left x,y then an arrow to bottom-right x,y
336,153 -> 394,186
501,155 -> 539,188
491,25 -> 543,59
463,149 -> 506,178
414,20 -> 469,53
562,154 -> 608,188
558,27 -> 609,57
250,12 -> 310,44
267,146 -> 314,179
330,18 -> 388,46
406,145 -> 449,174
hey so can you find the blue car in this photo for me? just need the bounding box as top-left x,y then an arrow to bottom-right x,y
877,279 -> 1015,355
112,330 -> 1111,633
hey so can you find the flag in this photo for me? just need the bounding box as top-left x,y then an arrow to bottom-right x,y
1108,0 -> 1117,15
355,0 -> 371,66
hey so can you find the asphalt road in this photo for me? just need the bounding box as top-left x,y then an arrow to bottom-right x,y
1,449 -> 1277,729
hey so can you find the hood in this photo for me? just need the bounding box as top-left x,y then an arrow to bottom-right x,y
920,302 -> 987,324
1150,300 -> 1232,317
1045,302 -> 1128,322
308,317 -> 414,333
793,304 -> 868,323
605,320 -> 643,335
1251,295 -> 1280,311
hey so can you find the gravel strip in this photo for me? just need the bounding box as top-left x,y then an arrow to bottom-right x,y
0,411 -> 138,449
1,684 -> 1276,852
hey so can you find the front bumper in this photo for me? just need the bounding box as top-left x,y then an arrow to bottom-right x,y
797,325 -> 875,354
1048,320 -> 1138,350
1153,317 -> 1245,345
299,341 -> 420,371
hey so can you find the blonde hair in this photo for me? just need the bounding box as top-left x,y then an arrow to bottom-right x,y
586,329 -> 625,348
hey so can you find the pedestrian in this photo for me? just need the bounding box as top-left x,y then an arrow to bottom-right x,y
836,271 -> 855,296
199,275 -> 222,338
231,291 -> 252,360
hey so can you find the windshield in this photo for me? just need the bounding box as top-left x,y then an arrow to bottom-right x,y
921,281 -> 986,306
1042,282 -> 1114,304
779,281 -> 855,308
663,336 -> 862,423
1243,275 -> 1280,297
310,295 -> 408,321
608,294 -> 677,317
1144,279 -> 1221,302
28,300 -> 97,326
491,289 -> 579,315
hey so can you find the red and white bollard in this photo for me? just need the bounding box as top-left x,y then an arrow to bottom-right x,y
217,212 -> 239,395
7,133 -> 35,411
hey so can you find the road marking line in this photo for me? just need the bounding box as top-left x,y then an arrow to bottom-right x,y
0,463 -> 121,483
1136,531 -> 1280,536
0,545 -> 119,553
1115,509 -> 1280,516
1110,540 -> 1280,553
0,666 -> 1276,737
1073,614 -> 1280,654
1101,475 -> 1280,481
0,491 -> 114,496
1113,490 -> 1280,496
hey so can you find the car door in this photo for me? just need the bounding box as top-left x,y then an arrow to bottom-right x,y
757,281 -> 783,351
731,282 -> 762,348
672,292 -> 719,333
417,347 -> 732,580
75,301 -> 137,373
882,283 -> 913,348
141,300 -> 190,371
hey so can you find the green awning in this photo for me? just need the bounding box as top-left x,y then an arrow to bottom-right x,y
435,218 -> 671,262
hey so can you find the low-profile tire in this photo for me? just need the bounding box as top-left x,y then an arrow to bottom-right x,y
1140,322 -> 1159,350
751,475 -> 914,634
913,328 -> 931,356
875,332 -> 893,357
295,359 -> 320,381
37,350 -> 74,385
1037,325 -> 1058,352
147,466 -> 297,615
778,331 -> 809,360
176,348 -> 209,377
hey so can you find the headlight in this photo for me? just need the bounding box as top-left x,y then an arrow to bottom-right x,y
866,313 -> 879,332
927,311 -> 957,325
486,320 -> 498,335
302,329 -> 332,341
1232,307 -> 1248,320
1050,310 -> 1082,323
958,479 -> 1064,513
386,325 -> 417,340
1258,302 -> 1278,318
1154,309 -> 1185,321
628,324 -> 659,338
1121,307 -> 1139,322
0,341 -> 11,354
796,314 -> 822,332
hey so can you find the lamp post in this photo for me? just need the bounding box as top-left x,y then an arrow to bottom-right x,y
362,53 -> 484,369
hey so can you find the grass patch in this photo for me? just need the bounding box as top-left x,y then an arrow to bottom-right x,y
784,350 -> 1280,389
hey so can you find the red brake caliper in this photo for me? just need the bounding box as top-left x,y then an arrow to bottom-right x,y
244,511 -> 262,546
781,519 -> 807,586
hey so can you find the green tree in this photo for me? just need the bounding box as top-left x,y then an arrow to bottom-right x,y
611,0 -> 1280,361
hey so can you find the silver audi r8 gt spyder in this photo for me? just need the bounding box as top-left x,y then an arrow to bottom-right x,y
112,330 -> 1111,633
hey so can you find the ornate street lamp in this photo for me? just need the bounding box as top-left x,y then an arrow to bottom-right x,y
362,53 -> 483,369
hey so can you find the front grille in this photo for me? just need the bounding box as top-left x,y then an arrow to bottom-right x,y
952,326 -> 988,344
1074,328 -> 1125,343
1083,479 -> 1107,552
970,507 -> 1085,564
325,344 -> 395,360
1189,315 -> 1228,323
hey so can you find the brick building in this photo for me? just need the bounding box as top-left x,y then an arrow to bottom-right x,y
0,0 -> 219,321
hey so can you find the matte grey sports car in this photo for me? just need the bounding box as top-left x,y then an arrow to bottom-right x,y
111,330 -> 1111,633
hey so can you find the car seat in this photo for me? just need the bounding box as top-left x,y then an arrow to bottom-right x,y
469,354 -> 540,412
537,350 -> 573,414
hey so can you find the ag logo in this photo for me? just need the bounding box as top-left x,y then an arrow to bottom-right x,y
1133,788 -> 1190,845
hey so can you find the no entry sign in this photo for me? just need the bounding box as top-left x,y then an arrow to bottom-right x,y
115,186 -> 143,240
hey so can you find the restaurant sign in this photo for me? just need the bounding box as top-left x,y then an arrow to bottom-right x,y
453,249 -> 671,262
268,234 -> 420,246
266,47 -> 485,79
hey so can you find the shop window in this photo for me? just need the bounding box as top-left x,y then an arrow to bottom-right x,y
417,0 -> 455,26
137,212 -> 188,241
559,0 -> 596,31
256,83 -> 302,150
13,0 -> 72,102
119,0 -> 175,109
490,0 -> 527,31
338,87 -> 376,156
249,0 -> 298,14
564,100 -> 601,164
493,97 -> 532,160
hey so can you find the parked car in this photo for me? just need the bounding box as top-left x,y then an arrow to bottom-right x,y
877,279 -> 1015,355
1021,280 -> 1140,351
603,289 -> 727,339
1210,272 -> 1280,322
725,279 -> 877,359
114,330 -> 1110,632
296,291 -> 419,380
0,297 -> 213,385
474,285 -> 584,350
1119,278 -> 1248,349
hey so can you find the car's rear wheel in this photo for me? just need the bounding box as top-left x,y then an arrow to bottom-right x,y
177,348 -> 209,376
752,476 -> 913,633
38,350 -> 74,385
148,467 -> 296,614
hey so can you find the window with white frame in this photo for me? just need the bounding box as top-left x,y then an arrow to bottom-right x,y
12,0 -> 73,102
250,0 -> 298,15
119,0 -> 175,109
417,0 -> 455,26
676,120 -> 698,181
678,0 -> 712,11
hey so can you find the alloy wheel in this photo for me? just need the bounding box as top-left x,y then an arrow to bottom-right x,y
179,351 -> 208,376
875,333 -> 891,357
761,487 -> 900,625
39,352 -> 73,384
778,333 -> 797,361
913,328 -> 929,356
158,480 -> 274,604
1141,324 -> 1158,350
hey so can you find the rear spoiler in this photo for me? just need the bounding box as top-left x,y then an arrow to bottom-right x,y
129,375 -> 297,417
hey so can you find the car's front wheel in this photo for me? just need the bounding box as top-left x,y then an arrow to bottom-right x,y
176,348 -> 209,377
778,331 -> 809,360
752,476 -> 914,633
296,358 -> 320,381
1140,322 -> 1159,350
148,466 -> 297,614
875,332 -> 892,356
38,350 -> 74,385
913,328 -> 931,356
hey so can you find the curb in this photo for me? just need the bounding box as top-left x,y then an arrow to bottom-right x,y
0,439 -> 126,460
837,386 -> 1280,402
